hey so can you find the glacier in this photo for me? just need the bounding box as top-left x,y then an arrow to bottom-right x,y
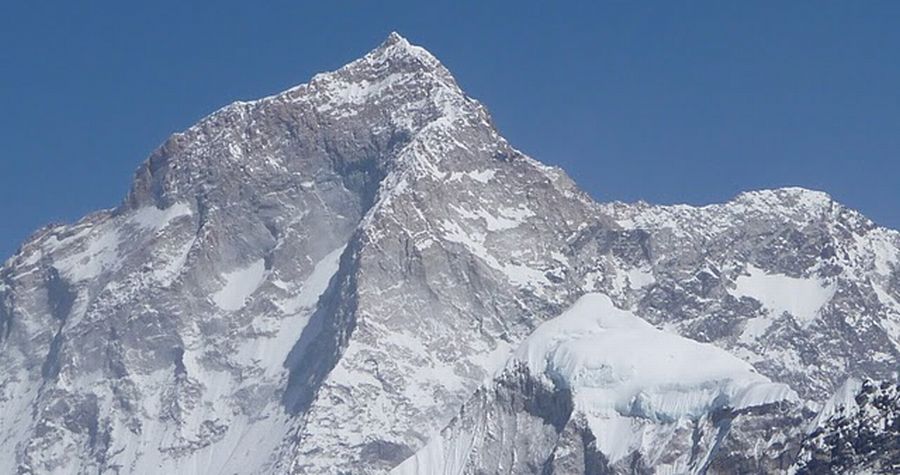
395,293 -> 799,473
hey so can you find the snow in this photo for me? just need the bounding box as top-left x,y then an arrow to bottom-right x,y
34,204 -> 190,284
874,286 -> 900,347
867,229 -> 900,276
740,314 -> 777,342
316,72 -> 417,118
807,378 -> 863,432
53,225 -> 121,281
448,169 -> 496,183
439,219 -> 550,290
513,293 -> 796,463
608,265 -> 656,296
151,238 -> 195,286
19,249 -> 42,267
515,294 -> 795,423
626,267 -> 655,289
397,294 -> 797,472
726,188 -> 836,225
275,245 -> 345,315
307,32 -> 453,119
212,259 -> 267,311
732,265 -> 835,337
391,429 -> 475,475
235,245 -> 347,373
129,202 -> 192,231
0,368 -> 37,475
450,203 -> 533,232
490,205 -> 535,231
93,366 -> 292,475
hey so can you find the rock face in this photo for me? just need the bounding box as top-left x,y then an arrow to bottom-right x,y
794,379 -> 900,474
0,33 -> 898,474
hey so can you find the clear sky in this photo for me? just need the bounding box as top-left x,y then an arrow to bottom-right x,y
1,1 -> 898,259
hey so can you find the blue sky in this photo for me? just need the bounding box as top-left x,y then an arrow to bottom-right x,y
1,1 -> 898,259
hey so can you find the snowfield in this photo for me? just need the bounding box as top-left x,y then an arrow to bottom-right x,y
395,293 -> 799,473
515,293 -> 797,421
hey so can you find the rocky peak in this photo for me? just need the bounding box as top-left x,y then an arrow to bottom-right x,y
2,33 -> 898,475
124,33 -> 486,214
359,31 -> 452,80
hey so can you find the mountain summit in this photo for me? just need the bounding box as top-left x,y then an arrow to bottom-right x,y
1,33 -> 898,474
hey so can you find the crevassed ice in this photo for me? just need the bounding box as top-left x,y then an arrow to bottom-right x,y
515,293 -> 797,463
514,293 -> 796,425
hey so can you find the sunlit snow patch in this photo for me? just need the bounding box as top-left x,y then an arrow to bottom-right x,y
129,202 -> 192,231
213,259 -> 267,311
53,226 -> 121,282
275,245 -> 346,315
448,169 -> 496,183
233,245 -> 347,373
732,264 -> 836,341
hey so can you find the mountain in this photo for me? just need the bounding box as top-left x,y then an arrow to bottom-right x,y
1,32 -> 898,474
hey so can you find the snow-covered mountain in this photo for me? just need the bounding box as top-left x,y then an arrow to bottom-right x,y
1,33 -> 898,474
